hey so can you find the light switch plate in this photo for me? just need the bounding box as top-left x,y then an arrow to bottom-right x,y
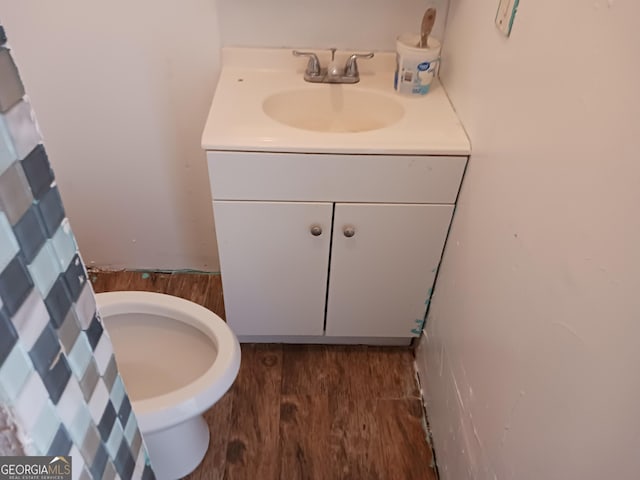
495,0 -> 519,37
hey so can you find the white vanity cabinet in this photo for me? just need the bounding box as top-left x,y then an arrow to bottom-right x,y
325,203 -> 454,338
206,151 -> 467,344
213,201 -> 332,337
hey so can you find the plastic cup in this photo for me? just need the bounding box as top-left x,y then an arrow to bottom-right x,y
394,33 -> 441,96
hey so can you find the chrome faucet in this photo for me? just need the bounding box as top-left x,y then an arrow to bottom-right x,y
292,48 -> 374,84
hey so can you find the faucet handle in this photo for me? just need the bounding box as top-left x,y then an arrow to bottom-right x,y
292,50 -> 321,76
344,52 -> 375,78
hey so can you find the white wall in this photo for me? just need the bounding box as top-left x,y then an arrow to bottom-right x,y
217,0 -> 449,51
0,0 -> 450,270
416,0 -> 640,479
0,0 -> 222,270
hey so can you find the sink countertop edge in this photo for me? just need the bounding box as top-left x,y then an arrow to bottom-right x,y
201,48 -> 471,156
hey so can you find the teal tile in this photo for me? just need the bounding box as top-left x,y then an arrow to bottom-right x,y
0,343 -> 32,401
51,219 -> 78,270
0,211 -> 19,271
55,375 -> 83,427
32,400 -> 61,454
27,241 -> 62,297
105,421 -> 123,459
67,333 -> 92,379
68,404 -> 91,445
0,115 -> 16,174
109,375 -> 125,411
123,412 -> 138,445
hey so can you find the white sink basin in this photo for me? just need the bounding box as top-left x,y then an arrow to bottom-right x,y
262,87 -> 405,133
202,47 -> 472,154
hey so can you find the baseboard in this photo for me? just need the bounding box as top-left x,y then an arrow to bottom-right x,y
238,335 -> 412,346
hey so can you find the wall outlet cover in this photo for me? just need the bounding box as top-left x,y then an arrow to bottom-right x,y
495,0 -> 519,37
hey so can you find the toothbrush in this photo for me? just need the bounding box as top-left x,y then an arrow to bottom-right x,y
419,8 -> 437,48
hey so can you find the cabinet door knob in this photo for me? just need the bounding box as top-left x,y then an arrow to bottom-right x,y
310,225 -> 323,236
343,226 -> 356,238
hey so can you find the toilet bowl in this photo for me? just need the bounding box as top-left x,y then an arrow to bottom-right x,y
95,291 -> 241,480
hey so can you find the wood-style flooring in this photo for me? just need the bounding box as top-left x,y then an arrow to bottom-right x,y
90,270 -> 437,480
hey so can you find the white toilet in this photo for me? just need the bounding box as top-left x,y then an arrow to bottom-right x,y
95,291 -> 241,480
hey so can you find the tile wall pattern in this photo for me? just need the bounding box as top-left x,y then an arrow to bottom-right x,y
0,25 -> 154,480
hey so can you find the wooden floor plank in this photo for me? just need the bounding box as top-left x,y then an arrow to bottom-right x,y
90,270 -> 173,294
281,345 -> 339,395
327,396 -> 384,480
91,271 -> 437,480
279,394 -> 331,480
372,398 -> 437,480
224,344 -> 283,480
204,275 -> 226,320
282,345 -> 376,398
165,273 -> 226,319
366,347 -> 421,399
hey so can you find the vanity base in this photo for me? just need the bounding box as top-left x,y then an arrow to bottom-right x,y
238,335 -> 412,346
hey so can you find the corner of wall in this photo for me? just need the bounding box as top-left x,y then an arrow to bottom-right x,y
416,327 -> 495,480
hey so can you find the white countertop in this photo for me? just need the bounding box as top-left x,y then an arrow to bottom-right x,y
202,47 -> 470,155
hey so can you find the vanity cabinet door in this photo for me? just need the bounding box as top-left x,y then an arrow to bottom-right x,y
213,201 -> 333,336
325,203 -> 454,338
